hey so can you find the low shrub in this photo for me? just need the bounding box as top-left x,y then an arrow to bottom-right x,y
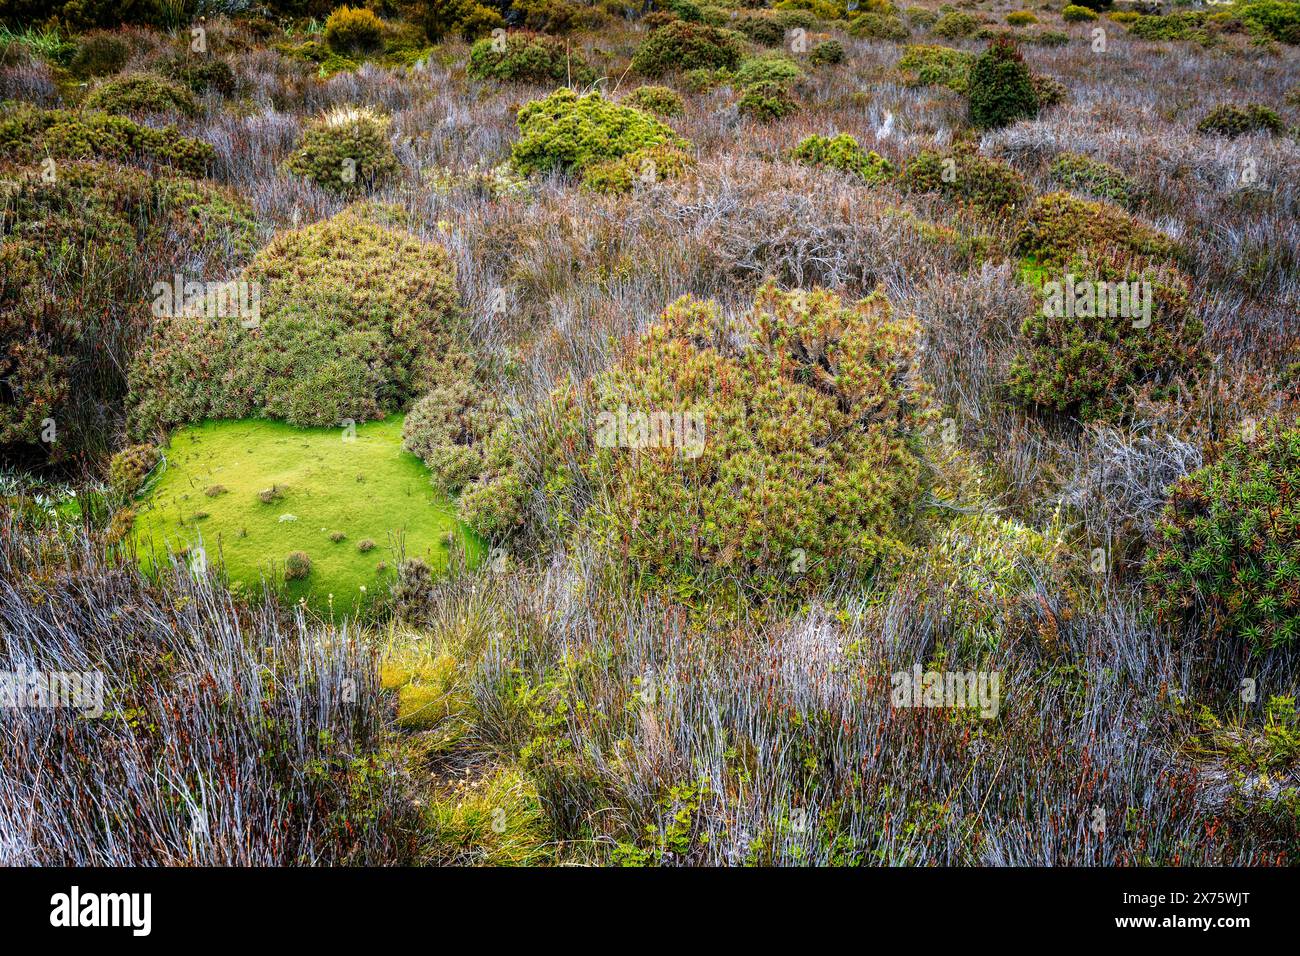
1049,151 -> 1139,208
1236,0 -> 1300,43
0,105 -> 213,174
735,11 -> 786,45
1007,259 -> 1205,421
1031,29 -> 1070,46
791,132 -> 894,184
630,20 -> 745,76
967,36 -> 1038,130
1126,11 -> 1206,41
1007,11 -> 1037,26
510,88 -> 690,184
906,5 -> 939,28
624,84 -> 685,117
738,79 -> 800,122
1196,103 -> 1285,138
849,12 -> 911,40
108,443 -> 159,498
325,5 -> 385,52
932,10 -> 982,37
402,377 -> 505,494
1014,191 -> 1178,267
809,39 -> 846,64
466,31 -> 595,84
582,142 -> 695,193
1146,420 -> 1300,651
283,106 -> 401,195
897,43 -> 975,92
67,31 -> 130,78
284,550 -> 312,581
1062,5 -> 1098,22
163,56 -> 236,97
84,72 -> 199,117
128,205 -> 460,435
900,144 -> 1030,215
519,281 -> 932,603
733,52 -> 803,87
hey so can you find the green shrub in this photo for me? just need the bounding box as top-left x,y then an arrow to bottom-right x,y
284,550 -> 312,581
1196,103 -> 1285,138
84,72 -> 199,117
1031,29 -> 1070,46
1014,191 -> 1178,268
900,144 -> 1029,215
1236,0 -> 1300,43
423,0 -> 502,41
733,51 -> 802,87
0,162 -> 253,463
582,142 -> 695,193
1126,11 -> 1206,41
466,31 -> 595,84
809,38 -> 846,64
1062,5 -> 1097,22
108,442 -> 159,498
791,132 -> 894,184
325,5 -> 385,52
283,106 -> 401,195
738,79 -> 799,122
906,6 -> 938,28
932,10 -> 981,37
1007,259 -> 1205,421
735,11 -> 786,45
128,205 -> 460,436
510,88 -> 690,183
0,105 -> 213,174
527,281 -> 931,603
1146,421 -> 1300,651
1030,71 -> 1067,108
631,20 -> 745,76
402,378 -> 504,494
897,43 -> 975,91
624,84 -> 685,117
68,31 -> 130,78
1007,10 -> 1037,26
1049,151 -> 1139,208
849,12 -> 911,40
163,56 -> 236,97
967,36 -> 1038,130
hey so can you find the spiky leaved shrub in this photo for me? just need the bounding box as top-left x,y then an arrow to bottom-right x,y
466,31 -> 594,84
283,106 -> 401,195
84,72 -> 199,117
1062,5 -> 1098,22
897,43 -> 975,91
402,376 -> 506,494
735,11 -> 786,45
630,20 -> 745,76
1,161 -> 254,464
1050,151 -> 1139,208
0,105 -> 213,174
1196,103 -> 1285,138
738,79 -> 799,122
510,88 -> 690,188
733,51 -> 802,87
1006,258 -> 1206,421
1014,191 -> 1178,267
284,550 -> 312,581
128,205 -> 460,435
325,4 -> 385,52
162,55 -> 236,96
791,132 -> 894,184
623,84 -> 685,117
809,39 -> 846,64
932,9 -> 981,37
523,281 -> 931,604
108,442 -> 159,499
582,142 -> 695,193
1145,421 -> 1300,651
67,31 -> 131,78
967,36 -> 1038,130
900,144 -> 1029,215
849,12 -> 911,40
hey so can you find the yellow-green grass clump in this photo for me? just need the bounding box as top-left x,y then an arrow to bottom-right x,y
129,416 -> 483,615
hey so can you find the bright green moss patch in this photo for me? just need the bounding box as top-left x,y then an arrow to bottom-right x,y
130,416 -> 483,615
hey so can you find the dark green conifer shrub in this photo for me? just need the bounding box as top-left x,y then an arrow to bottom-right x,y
967,36 -> 1038,130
